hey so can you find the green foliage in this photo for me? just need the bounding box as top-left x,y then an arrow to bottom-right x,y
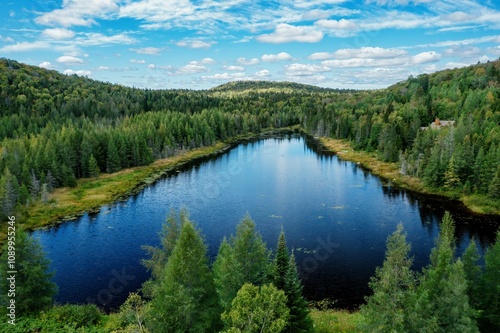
213,214 -> 271,312
0,228 -> 57,316
462,238 -> 482,310
147,219 -> 220,332
42,304 -> 103,328
273,228 -> 289,291
115,292 -> 149,333
360,223 -> 420,332
221,283 -> 289,333
478,231 -> 500,332
88,154 -> 100,178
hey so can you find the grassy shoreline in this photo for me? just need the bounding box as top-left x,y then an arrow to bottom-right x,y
318,137 -> 500,216
3,127 -> 497,242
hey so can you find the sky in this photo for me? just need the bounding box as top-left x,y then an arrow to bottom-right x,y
1,0 -> 500,90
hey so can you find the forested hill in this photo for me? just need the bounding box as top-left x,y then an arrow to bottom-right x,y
209,80 -> 352,94
0,58 -> 500,222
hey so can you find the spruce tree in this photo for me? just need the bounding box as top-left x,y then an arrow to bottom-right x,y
273,228 -> 290,291
106,137 -> 121,173
418,212 -> 478,333
147,220 -> 220,332
88,154 -> 100,178
360,223 -> 418,332
478,231 -> 500,332
0,228 -> 57,316
284,251 -> 313,333
462,238 -> 482,310
213,237 -> 243,312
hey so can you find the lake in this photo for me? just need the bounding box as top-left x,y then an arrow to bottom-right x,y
32,133 -> 500,310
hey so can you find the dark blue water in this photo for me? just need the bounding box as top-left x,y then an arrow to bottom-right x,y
32,134 -> 499,310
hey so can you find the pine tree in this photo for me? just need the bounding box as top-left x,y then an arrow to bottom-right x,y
444,156 -> 461,189
147,219 -> 220,332
0,228 -> 57,316
221,283 -> 289,333
88,154 -> 100,178
488,165 -> 500,198
360,223 -> 418,332
273,228 -> 290,291
283,251 -> 313,333
478,231 -> 500,332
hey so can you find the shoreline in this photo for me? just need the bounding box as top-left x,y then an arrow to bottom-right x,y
3,126 -> 498,243
317,137 -> 500,217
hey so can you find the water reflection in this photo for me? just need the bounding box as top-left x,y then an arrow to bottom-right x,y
33,134 -> 499,311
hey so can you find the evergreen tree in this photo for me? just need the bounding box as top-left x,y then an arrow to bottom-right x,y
273,228 -> 290,291
360,223 -> 418,332
478,231 -> 500,332
418,212 -> 478,333
488,165 -> 500,198
88,154 -> 100,178
462,238 -> 482,310
213,237 -> 243,312
283,251 -> 313,333
0,228 -> 57,316
106,137 -> 121,173
147,219 -> 220,332
221,283 -> 289,333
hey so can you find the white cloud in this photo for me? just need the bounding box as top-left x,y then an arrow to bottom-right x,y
257,24 -> 323,43
443,11 -> 477,22
285,63 -> 330,76
201,58 -> 216,64
147,64 -> 156,69
202,72 -> 245,80
96,66 -> 109,71
129,59 -> 146,64
255,69 -> 270,77
56,55 -> 84,65
223,65 -> 245,71
176,40 -> 213,49
38,61 -> 52,69
63,69 -> 92,76
0,35 -> 14,42
315,19 -> 357,36
237,57 -> 259,65
487,45 -> 500,56
77,33 -> 136,46
293,0 -> 347,8
444,45 -> 481,58
261,52 -> 292,62
130,47 -> 162,55
36,0 -> 119,27
0,41 -> 50,52
308,52 -> 333,60
412,51 -> 441,64
333,47 -> 408,59
176,61 -> 210,75
42,28 -> 75,40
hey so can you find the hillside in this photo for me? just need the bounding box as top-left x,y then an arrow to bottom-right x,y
1,58 -> 500,230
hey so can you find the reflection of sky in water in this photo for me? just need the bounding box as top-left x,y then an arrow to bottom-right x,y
33,135 -> 499,311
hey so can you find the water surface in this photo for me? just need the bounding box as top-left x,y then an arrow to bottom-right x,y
33,134 -> 499,310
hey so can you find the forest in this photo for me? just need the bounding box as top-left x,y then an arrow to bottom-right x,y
0,58 -> 499,224
0,57 -> 499,332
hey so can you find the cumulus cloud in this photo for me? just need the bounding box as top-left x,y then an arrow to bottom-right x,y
42,28 -> 75,40
308,52 -> 333,60
56,55 -> 84,65
333,47 -> 408,59
285,63 -> 330,76
36,0 -> 118,27
255,69 -> 270,77
257,24 -> 323,43
130,59 -> 146,64
201,58 -> 216,64
130,47 -> 161,55
63,69 -> 92,76
176,40 -> 213,49
38,61 -> 52,69
0,41 -> 50,52
487,45 -> 500,56
261,52 -> 292,62
223,65 -> 245,71
0,35 -> 14,42
96,66 -> 109,71
237,57 -> 259,65
175,61 -> 210,75
202,72 -> 245,80
147,64 -> 156,69
315,19 -> 357,36
412,51 -> 441,64
77,33 -> 136,46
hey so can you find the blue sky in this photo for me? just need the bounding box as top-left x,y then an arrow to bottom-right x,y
1,0 -> 500,90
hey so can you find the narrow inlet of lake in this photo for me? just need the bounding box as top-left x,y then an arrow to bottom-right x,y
32,134 -> 500,310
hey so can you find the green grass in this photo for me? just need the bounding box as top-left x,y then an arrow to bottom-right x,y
311,309 -> 363,333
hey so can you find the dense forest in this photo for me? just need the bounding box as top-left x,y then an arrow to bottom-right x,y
1,58 -> 499,222
1,210 -> 499,332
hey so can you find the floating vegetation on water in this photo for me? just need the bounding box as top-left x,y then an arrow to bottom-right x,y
331,205 -> 346,210
269,214 -> 283,219
317,216 -> 324,219
295,247 -> 317,254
